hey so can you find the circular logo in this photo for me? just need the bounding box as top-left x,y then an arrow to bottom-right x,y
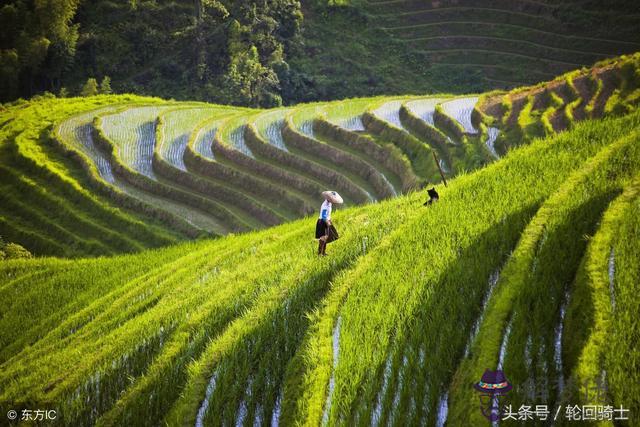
7,410 -> 17,420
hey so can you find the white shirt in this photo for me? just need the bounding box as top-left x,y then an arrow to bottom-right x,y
319,200 -> 332,220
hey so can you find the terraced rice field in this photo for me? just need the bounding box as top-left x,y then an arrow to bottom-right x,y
405,98 -> 444,126
365,0 -> 640,89
372,100 -> 405,129
0,96 -> 193,257
157,107 -> 225,171
228,124 -> 254,158
324,98 -> 374,131
57,106 -> 122,183
2,102 -> 639,426
476,54 -> 640,155
1,51 -> 640,427
440,97 -> 479,134
335,114 -> 365,132
58,110 -> 228,234
291,104 -> 325,138
254,109 -> 290,152
100,105 -> 171,178
192,119 -> 220,160
0,54 -> 637,257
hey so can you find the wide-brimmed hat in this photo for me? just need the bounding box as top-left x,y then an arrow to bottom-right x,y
322,191 -> 343,204
474,369 -> 512,395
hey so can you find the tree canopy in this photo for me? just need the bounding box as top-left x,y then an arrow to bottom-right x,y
0,0 -> 303,106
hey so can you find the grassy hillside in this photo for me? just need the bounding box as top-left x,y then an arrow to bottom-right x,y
1,52 -> 640,425
1,104 -> 639,425
0,94 -> 190,257
1,54 -> 639,258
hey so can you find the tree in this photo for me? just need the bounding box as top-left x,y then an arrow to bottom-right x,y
0,49 -> 20,101
81,78 -> 98,96
0,0 -> 305,104
202,0 -> 228,20
3,243 -> 32,259
0,236 -> 32,260
100,76 -> 112,94
225,45 -> 280,107
0,0 -> 81,101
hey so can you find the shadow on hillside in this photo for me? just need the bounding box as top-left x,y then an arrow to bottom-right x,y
316,204 -> 543,426
500,191 -> 620,425
190,256 -> 352,427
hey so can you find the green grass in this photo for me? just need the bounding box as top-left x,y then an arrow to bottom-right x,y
296,112 -> 640,426
2,103 -> 639,426
447,112 -> 640,426
0,95 -> 185,256
499,132 -> 638,425
3,55 -> 639,254
2,53 -> 640,426
605,177 -> 640,421
560,173 -> 640,423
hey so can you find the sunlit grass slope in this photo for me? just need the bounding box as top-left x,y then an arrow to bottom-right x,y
0,95 -> 185,257
1,108 -> 639,426
1,54 -> 639,259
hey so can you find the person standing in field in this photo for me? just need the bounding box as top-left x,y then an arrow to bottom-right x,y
316,191 -> 343,256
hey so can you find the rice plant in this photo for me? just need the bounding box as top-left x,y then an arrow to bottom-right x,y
439,96 -> 480,134
216,114 -> 257,158
157,107 -> 231,171
405,98 -> 446,126
253,109 -> 291,151
101,105 -> 176,178
57,106 -> 123,183
372,100 -> 406,129
1,55 -> 640,427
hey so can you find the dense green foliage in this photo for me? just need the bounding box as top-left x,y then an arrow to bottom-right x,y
0,0 -> 81,100
3,0 -> 640,104
1,0 -> 303,106
0,236 -> 32,260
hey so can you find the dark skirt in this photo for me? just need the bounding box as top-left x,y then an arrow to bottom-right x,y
315,218 -> 328,239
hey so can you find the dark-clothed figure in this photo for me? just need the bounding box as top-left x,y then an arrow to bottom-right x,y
423,187 -> 440,206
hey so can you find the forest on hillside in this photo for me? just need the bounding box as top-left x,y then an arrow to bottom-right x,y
2,0 -> 640,106
0,0 -> 304,106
